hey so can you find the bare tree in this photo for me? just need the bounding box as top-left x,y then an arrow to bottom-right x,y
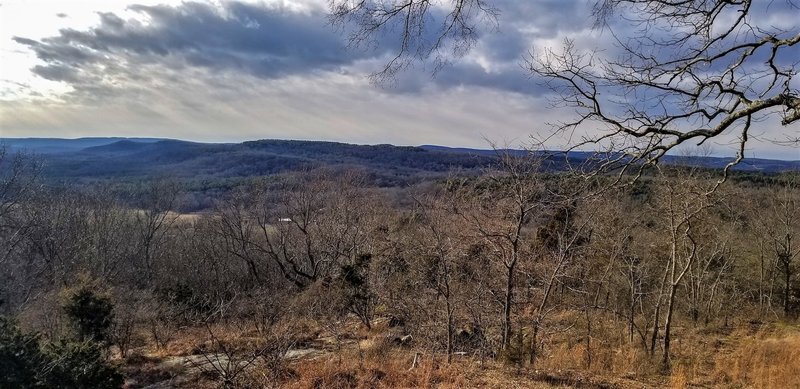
685,210 -> 736,327
213,171 -> 382,291
82,189 -> 138,283
133,179 -> 180,285
587,193 -> 653,349
759,175 -> 800,317
25,191 -> 93,287
329,0 -> 499,83
527,196 -> 594,365
529,0 -> 799,178
0,148 -> 40,265
330,1 -> 798,177
405,192 -> 468,362
648,166 -> 720,368
256,171 -> 381,289
212,189 -> 269,285
0,148 -> 41,313
189,296 -> 295,389
452,151 -> 548,351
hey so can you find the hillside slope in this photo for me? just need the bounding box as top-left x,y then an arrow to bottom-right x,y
3,138 -> 497,186
2,138 -> 797,187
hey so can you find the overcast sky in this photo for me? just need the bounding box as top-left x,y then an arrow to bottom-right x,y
1,0 -> 798,160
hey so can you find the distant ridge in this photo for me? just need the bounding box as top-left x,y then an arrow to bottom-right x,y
420,145 -> 800,172
1,137 -> 163,154
1,138 -> 797,184
0,138 -> 496,186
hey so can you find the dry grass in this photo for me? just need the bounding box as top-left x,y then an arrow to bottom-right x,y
285,325 -> 444,387
512,316 -> 800,388
538,340 -> 656,378
668,365 -> 687,389
283,352 -> 570,389
112,314 -> 800,388
712,325 -> 800,389
282,329 -> 561,389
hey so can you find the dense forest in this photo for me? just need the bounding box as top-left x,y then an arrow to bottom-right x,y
1,146 -> 798,388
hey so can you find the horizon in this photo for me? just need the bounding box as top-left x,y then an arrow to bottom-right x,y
1,0 -> 798,161
3,135 -> 800,163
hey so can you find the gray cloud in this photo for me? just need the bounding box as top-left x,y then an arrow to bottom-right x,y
3,0 -> 797,160
14,2 -> 360,84
12,0 -> 594,99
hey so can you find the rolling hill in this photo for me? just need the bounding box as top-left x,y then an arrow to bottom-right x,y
2,137 -> 798,186
1,138 -> 496,186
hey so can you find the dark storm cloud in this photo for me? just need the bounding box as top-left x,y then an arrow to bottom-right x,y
30,64 -> 83,83
11,0 -> 600,99
496,0 -> 589,36
15,2 -> 360,80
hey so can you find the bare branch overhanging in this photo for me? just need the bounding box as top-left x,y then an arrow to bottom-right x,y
533,0 -> 799,177
330,0 -> 799,181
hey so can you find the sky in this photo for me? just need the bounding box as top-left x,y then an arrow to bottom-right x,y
0,0 -> 798,160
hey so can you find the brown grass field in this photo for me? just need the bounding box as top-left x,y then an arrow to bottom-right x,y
118,317 -> 800,389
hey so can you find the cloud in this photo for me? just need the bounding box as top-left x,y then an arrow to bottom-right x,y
12,2 -> 366,100
11,0 -> 595,100
5,0 -> 794,159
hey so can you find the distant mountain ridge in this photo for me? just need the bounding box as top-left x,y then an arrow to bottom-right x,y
0,138 -> 495,186
419,145 -> 800,172
2,137 -> 164,154
1,138 -> 798,186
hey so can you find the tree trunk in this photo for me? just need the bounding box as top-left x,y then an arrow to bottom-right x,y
530,323 -> 539,365
446,300 -> 453,363
662,282 -> 679,369
585,308 -> 592,368
629,292 -> 635,343
530,260 -> 561,364
650,260 -> 670,355
629,266 -> 636,343
502,264 -> 514,350
759,248 -> 765,318
785,261 -> 791,317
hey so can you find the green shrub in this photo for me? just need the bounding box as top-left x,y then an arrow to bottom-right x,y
63,286 -> 114,343
41,340 -> 124,389
338,253 -> 375,329
0,316 -> 46,388
0,316 -> 124,389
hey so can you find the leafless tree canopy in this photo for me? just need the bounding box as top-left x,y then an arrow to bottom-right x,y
329,0 -> 499,83
330,0 -> 799,178
532,0 -> 800,178
2,147 -> 800,386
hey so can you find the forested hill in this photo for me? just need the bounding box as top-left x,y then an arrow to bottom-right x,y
0,138 -> 497,187
2,138 -> 799,187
